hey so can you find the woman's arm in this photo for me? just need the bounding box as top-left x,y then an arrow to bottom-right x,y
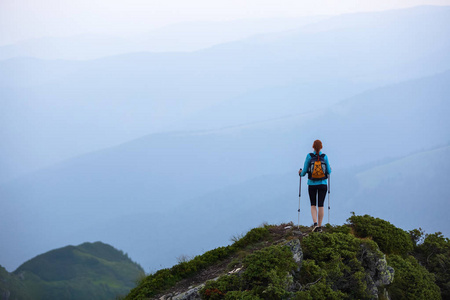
325,155 -> 332,174
299,154 -> 311,177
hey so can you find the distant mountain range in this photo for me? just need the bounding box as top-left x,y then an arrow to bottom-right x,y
0,242 -> 144,300
1,5 -> 450,182
1,68 -> 448,273
0,16 -> 329,60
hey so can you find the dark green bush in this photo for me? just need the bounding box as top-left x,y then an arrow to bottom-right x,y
233,227 -> 270,249
224,291 -> 262,299
242,245 -> 296,288
387,255 -> 441,300
294,280 -> 346,300
226,258 -> 241,272
200,275 -> 244,300
348,214 -> 413,255
298,259 -> 326,283
323,224 -> 352,235
200,245 -> 297,300
300,232 -> 382,299
301,232 -> 361,262
412,232 -> 450,299
409,228 -> 425,246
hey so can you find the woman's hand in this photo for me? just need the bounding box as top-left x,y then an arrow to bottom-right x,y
298,169 -> 302,175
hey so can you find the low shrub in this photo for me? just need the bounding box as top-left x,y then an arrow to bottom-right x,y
348,214 -> 413,255
233,227 -> 270,249
294,280 -> 346,300
387,255 -> 441,300
200,275 -> 243,300
301,232 -> 362,262
323,224 -> 352,235
200,245 -> 297,300
242,245 -> 296,299
412,232 -> 450,298
300,232 -> 380,299
224,291 -> 262,299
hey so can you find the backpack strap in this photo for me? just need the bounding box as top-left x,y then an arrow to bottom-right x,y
311,153 -> 324,161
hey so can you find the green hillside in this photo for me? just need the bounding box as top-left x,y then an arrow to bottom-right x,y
125,214 -> 449,299
0,242 -> 144,300
0,265 -> 33,300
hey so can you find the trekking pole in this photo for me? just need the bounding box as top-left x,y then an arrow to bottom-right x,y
298,172 -> 302,229
327,174 -> 331,224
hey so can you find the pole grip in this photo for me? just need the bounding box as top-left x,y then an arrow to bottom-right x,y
299,175 -> 301,197
328,174 -> 331,193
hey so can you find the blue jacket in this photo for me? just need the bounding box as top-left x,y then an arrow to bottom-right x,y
300,151 -> 331,185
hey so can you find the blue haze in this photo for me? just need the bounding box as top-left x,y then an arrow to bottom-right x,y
0,6 -> 449,273
2,6 -> 450,182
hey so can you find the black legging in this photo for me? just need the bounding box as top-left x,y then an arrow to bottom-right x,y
308,184 -> 327,207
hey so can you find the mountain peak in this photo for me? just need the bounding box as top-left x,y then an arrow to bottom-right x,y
126,214 -> 448,300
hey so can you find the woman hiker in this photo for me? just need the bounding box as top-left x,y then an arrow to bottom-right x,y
298,140 -> 332,232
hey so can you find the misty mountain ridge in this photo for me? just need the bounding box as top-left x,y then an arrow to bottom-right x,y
1,68 -> 448,273
0,15 -> 330,61
1,5 -> 447,61
1,5 -> 449,183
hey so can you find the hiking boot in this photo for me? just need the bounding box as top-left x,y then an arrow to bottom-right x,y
311,224 -> 318,232
316,227 -> 323,233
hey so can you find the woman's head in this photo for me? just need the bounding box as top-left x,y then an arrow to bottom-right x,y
313,140 -> 323,153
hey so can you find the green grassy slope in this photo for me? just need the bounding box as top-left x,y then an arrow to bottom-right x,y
0,265 -> 33,300
1,242 -> 144,300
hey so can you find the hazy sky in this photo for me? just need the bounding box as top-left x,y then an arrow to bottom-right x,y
1,0 -> 450,45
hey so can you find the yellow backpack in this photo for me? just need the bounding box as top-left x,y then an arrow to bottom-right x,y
308,153 -> 328,180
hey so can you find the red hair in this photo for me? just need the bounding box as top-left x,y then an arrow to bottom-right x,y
313,140 -> 323,153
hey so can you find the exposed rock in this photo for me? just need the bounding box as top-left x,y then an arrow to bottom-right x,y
359,244 -> 395,299
171,284 -> 204,300
282,239 -> 304,293
285,239 -> 303,272
228,267 -> 242,275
